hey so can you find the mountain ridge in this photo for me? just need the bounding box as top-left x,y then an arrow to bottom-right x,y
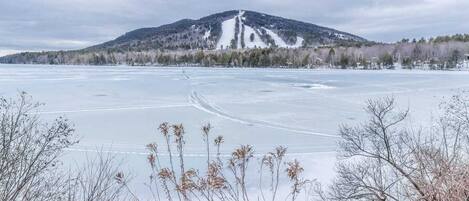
0,10 -> 371,65
86,10 -> 367,51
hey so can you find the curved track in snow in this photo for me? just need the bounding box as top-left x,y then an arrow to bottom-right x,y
189,90 -> 338,138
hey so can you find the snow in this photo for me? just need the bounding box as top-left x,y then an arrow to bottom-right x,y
3,64 -> 469,197
293,36 -> 304,48
238,10 -> 268,49
262,27 -> 288,47
203,29 -> 211,40
243,25 -> 268,48
216,10 -> 301,49
262,27 -> 303,48
216,10 -> 246,50
334,33 -> 347,39
333,32 -> 356,41
216,16 -> 237,49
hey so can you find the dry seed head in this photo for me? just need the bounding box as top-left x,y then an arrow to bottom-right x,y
172,124 -> 185,142
146,143 -> 158,153
202,123 -> 212,136
159,122 -> 169,137
232,145 -> 254,162
207,162 -> 225,189
214,135 -> 224,145
208,162 -> 221,176
275,146 -> 287,158
115,172 -> 125,184
286,160 -> 304,180
147,154 -> 156,168
262,155 -> 274,169
184,169 -> 197,177
208,176 -> 225,189
197,178 -> 208,190
158,168 -> 173,179
180,169 -> 198,192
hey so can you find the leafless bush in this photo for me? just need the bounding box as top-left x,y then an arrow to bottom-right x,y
0,92 -> 136,201
145,122 -> 311,201
0,92 -> 77,201
65,152 -> 136,201
260,146 -> 287,201
321,96 -> 469,201
286,160 -> 309,201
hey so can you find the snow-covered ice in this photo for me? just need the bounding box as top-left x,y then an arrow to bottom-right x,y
2,64 -> 469,196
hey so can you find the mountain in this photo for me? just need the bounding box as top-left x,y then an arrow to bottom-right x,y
0,10 -> 369,65
87,10 -> 367,51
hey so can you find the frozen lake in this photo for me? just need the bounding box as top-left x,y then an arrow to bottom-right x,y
2,64 -> 469,194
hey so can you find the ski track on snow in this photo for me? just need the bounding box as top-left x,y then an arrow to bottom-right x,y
182,69 -> 337,138
188,90 -> 338,138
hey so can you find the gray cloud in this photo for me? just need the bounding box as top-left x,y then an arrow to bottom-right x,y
1,0 -> 468,56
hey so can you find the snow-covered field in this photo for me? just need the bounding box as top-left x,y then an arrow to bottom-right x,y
2,64 -> 469,196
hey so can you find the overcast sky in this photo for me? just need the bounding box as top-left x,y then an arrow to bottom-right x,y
1,0 -> 468,56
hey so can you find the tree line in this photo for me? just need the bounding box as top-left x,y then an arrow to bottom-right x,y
1,34 -> 469,69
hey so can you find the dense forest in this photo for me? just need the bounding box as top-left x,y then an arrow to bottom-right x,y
1,34 -> 469,69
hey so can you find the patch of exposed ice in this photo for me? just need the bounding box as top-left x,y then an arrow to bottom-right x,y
292,83 -> 335,89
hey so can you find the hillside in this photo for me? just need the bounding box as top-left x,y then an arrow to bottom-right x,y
0,10 -> 372,65
87,10 -> 366,51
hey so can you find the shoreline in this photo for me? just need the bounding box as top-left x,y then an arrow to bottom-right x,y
2,63 -> 469,73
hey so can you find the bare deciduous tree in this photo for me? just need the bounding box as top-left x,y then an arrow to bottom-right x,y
0,92 -> 77,201
0,93 -> 136,201
323,96 -> 469,201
